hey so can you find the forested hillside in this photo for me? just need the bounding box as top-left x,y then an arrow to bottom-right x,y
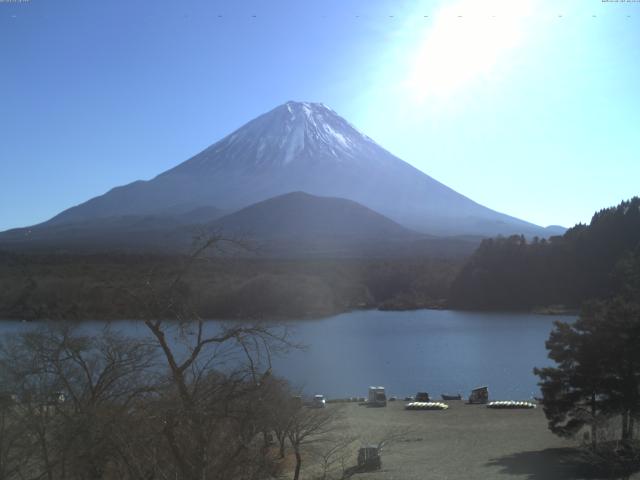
450,197 -> 640,310
0,252 -> 461,320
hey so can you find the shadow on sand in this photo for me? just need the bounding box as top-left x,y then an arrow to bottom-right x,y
486,447 -> 626,480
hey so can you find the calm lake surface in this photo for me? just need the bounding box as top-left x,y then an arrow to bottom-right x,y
0,309 -> 574,401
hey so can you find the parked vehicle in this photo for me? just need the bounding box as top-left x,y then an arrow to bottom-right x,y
368,386 -> 387,407
311,394 -> 326,408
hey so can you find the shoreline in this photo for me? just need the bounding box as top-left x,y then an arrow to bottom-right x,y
0,304 -> 580,323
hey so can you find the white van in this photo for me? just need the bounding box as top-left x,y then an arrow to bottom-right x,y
311,394 -> 326,408
368,386 -> 387,407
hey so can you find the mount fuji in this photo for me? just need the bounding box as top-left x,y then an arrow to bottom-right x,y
2,101 -> 563,251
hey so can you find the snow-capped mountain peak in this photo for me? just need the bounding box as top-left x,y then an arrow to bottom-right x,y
39,101 -> 553,238
169,101 -> 381,174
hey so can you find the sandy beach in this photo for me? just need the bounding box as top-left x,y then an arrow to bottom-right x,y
314,400 -> 638,480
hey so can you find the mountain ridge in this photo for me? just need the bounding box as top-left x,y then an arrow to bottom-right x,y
8,101 -> 563,238
0,192 -> 481,258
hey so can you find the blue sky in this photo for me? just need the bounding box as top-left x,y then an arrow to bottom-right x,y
1,0 -> 638,231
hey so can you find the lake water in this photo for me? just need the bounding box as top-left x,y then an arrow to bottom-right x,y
0,309 -> 574,401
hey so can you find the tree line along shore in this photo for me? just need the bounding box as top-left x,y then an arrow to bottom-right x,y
1,197 -> 638,321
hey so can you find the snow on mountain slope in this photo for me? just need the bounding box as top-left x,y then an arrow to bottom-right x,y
40,101 -> 551,237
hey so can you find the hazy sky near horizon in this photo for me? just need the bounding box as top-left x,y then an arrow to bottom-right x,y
1,0 -> 639,231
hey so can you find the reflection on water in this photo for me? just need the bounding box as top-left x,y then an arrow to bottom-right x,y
0,309 -> 574,400
274,309 -> 573,400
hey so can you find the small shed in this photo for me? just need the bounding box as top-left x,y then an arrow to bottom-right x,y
357,446 -> 381,471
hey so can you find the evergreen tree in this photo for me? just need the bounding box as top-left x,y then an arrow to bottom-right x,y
451,196 -> 640,310
535,298 -> 640,447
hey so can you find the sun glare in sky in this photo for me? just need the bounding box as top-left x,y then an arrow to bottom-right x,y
403,0 -> 534,102
1,0 -> 638,230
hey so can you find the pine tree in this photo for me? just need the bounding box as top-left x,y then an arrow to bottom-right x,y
535,298 -> 640,447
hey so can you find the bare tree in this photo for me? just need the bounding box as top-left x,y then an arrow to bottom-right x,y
0,323 -> 159,480
342,424 -> 420,476
373,425 -> 418,455
311,433 -> 358,480
0,392 -> 28,480
0,235 -> 303,480
133,235 -> 295,480
286,405 -> 344,480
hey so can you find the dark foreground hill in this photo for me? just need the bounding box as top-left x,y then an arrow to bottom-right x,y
209,192 -> 482,257
212,191 -> 412,240
450,197 -> 640,310
0,192 -> 481,258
